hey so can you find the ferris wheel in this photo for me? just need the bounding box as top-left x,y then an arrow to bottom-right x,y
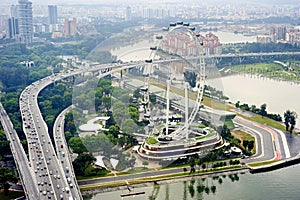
143,22 -> 206,139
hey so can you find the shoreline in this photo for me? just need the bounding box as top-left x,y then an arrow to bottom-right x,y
81,167 -> 250,196
80,153 -> 300,196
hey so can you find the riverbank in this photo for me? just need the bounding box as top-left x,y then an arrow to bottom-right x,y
81,166 -> 250,196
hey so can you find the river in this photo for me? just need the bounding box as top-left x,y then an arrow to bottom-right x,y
110,31 -> 257,62
88,30 -> 300,200
207,74 -> 300,129
90,164 -> 300,200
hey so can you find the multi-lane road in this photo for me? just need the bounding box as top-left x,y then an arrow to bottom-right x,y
0,103 -> 40,199
20,77 -> 82,200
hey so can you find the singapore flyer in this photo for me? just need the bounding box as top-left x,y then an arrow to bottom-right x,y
71,22 -> 226,171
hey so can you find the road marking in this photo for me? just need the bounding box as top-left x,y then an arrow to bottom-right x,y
275,129 -> 291,158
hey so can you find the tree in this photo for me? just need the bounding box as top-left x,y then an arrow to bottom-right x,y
284,110 -> 291,131
68,137 -> 87,154
248,140 -> 254,151
235,101 -> 240,108
0,167 -> 18,193
242,140 -> 249,150
260,103 -> 267,117
289,111 -> 298,133
284,110 -> 298,133
122,119 -> 138,134
72,153 -> 96,176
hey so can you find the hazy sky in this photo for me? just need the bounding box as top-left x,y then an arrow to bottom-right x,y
2,0 -> 300,5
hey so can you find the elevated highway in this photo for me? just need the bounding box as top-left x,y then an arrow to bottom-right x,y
0,103 -> 40,199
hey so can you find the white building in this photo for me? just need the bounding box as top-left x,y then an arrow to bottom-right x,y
17,0 -> 33,44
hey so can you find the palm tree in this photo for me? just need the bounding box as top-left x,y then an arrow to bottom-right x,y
284,110 -> 291,131
260,103 -> 267,117
289,111 -> 298,133
284,110 -> 298,133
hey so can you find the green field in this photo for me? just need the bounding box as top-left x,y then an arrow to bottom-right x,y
229,63 -> 300,81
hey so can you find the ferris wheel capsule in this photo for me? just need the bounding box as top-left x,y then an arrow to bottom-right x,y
170,22 -> 176,27
150,46 -> 157,51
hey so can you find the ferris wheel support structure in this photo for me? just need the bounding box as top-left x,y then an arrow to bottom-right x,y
145,22 -> 206,139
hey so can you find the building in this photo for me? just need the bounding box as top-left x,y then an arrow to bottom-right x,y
48,5 -> 58,25
17,0 -> 33,44
10,5 -> 18,18
270,26 -> 287,42
161,31 -> 222,57
125,6 -> 132,21
64,18 -> 77,37
7,17 -> 19,39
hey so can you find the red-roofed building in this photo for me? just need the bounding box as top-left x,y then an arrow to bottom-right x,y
161,31 -> 222,57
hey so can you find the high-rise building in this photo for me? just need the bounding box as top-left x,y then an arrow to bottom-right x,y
8,17 -> 19,39
48,5 -> 58,25
125,6 -> 132,21
10,5 -> 18,18
17,0 -> 33,44
64,18 -> 77,37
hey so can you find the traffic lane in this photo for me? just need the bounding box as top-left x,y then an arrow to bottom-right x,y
53,108 -> 82,199
284,131 -> 300,157
25,96 -> 68,199
234,117 -> 275,162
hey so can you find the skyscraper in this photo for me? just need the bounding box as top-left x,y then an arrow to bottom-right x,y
64,18 -> 77,37
48,5 -> 58,25
17,0 -> 33,44
8,17 -> 19,39
10,5 -> 18,18
125,6 -> 132,21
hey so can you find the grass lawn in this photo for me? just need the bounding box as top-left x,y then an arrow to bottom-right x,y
232,130 -> 256,153
224,120 -> 235,129
248,116 -> 286,131
147,137 -> 158,145
232,130 -> 255,142
248,160 -> 278,167
229,63 -> 300,81
196,133 -> 214,140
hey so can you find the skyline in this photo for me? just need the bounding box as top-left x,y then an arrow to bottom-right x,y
1,0 -> 300,5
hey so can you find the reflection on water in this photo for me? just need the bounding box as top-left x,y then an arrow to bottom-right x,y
90,164 -> 300,200
207,74 -> 300,128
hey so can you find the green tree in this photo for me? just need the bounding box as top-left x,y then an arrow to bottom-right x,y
289,111 -> 297,133
260,103 -> 267,117
248,140 -> 254,151
242,140 -> 249,150
122,119 -> 137,134
284,110 -> 291,131
0,167 -> 18,193
68,137 -> 87,154
72,153 -> 96,176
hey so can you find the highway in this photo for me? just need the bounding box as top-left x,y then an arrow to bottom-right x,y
53,105 -> 82,199
20,81 -> 77,200
0,103 -> 40,199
